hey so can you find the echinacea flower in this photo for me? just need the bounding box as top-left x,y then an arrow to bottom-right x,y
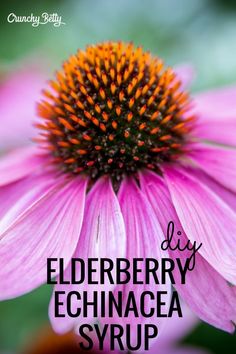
0,42 -> 236,339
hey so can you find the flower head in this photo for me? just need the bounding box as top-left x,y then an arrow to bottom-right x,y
36,42 -> 194,182
0,41 -> 236,345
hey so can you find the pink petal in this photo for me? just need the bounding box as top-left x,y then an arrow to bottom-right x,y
100,178 -> 171,350
0,177 -> 36,220
163,166 -> 236,286
188,144 -> 236,193
49,177 -> 126,334
0,176 -> 87,300
118,178 -> 168,263
155,304 -> 198,345
190,85 -> 236,146
0,171 -> 58,233
0,146 -> 47,186
174,64 -> 195,88
148,304 -> 209,354
0,68 -> 46,148
182,167 -> 236,212
192,119 -> 236,147
141,170 -> 236,332
193,85 -> 236,121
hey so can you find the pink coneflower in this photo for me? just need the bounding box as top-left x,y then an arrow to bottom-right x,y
0,42 -> 236,336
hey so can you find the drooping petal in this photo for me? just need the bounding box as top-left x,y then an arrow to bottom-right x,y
188,144 -> 236,193
77,177 -> 126,260
0,171 -> 58,230
152,303 -> 198,346
0,177 -> 37,220
0,146 -> 47,186
192,119 -> 236,147
0,67 -> 46,148
193,85 -> 236,121
190,85 -> 236,146
50,177 -> 126,334
182,167 -> 236,212
100,177 -> 171,351
118,177 -> 168,264
148,302 -> 209,354
141,170 -> 236,332
0,176 -> 87,300
163,165 -> 236,286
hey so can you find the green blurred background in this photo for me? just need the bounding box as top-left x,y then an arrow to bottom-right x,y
0,0 -> 236,352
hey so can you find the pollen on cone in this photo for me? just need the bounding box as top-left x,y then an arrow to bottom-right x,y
37,41 -> 194,181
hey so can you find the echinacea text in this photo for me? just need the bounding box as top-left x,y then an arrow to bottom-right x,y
48,221 -> 202,351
